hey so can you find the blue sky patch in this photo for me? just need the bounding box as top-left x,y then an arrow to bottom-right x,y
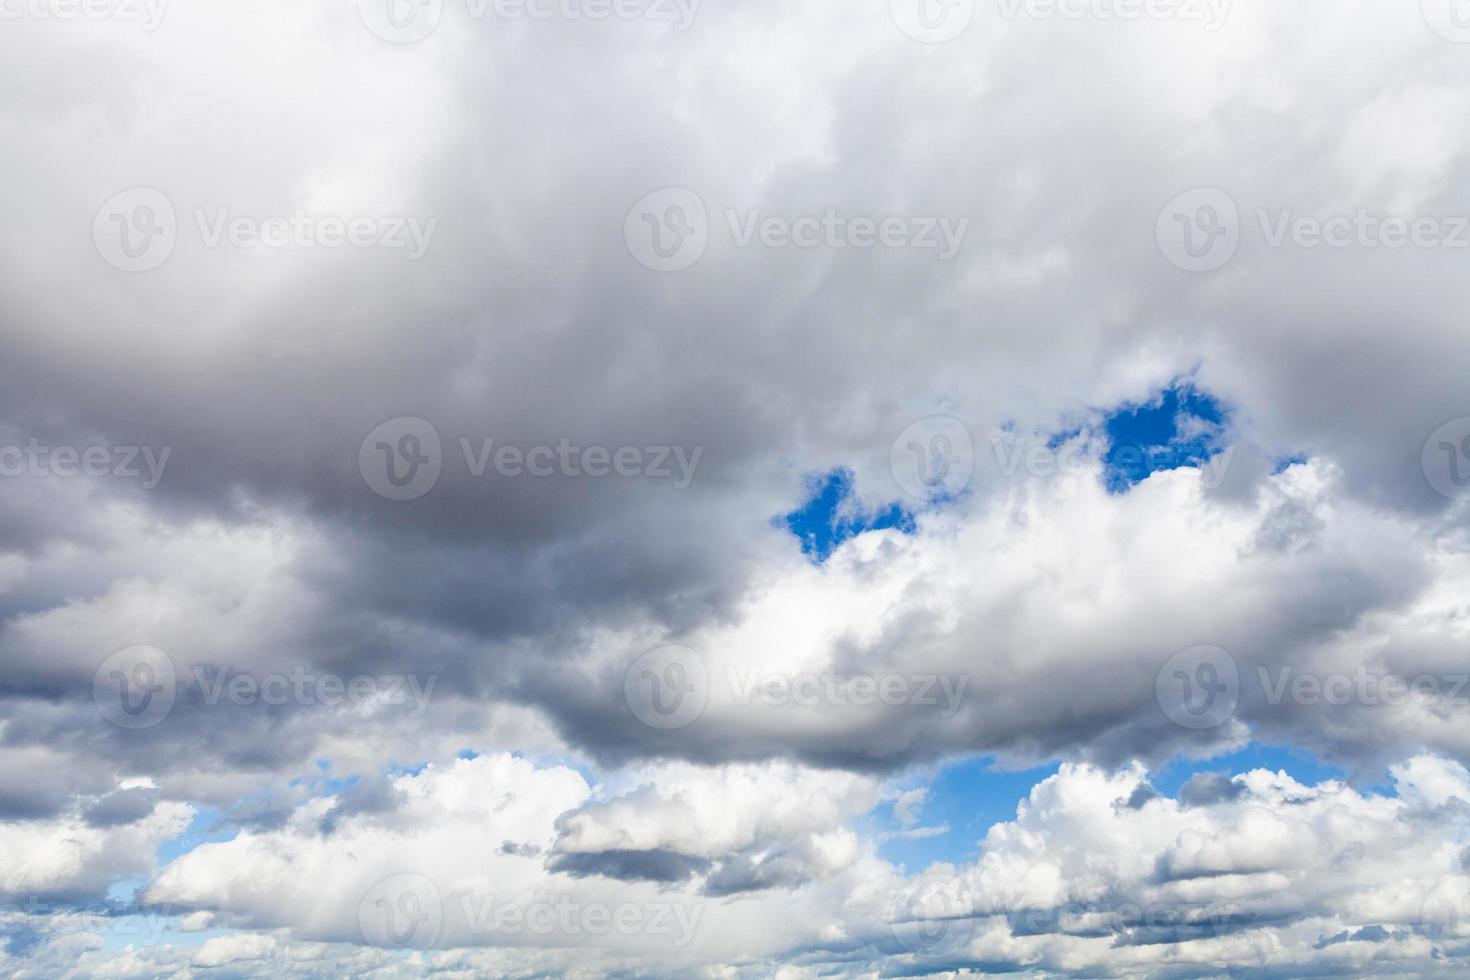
781,468 -> 915,562
873,744 -> 1362,872
155,806 -> 235,864
874,756 -> 1060,869
1101,382 -> 1229,492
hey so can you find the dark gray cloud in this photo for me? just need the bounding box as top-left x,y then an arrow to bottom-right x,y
82,788 -> 158,828
318,776 -> 404,835
1177,772 -> 1248,808
545,848 -> 713,884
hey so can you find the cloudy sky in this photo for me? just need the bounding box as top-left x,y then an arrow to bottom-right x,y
4,0 -> 1470,976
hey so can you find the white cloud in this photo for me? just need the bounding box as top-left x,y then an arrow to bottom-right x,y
0,800 -> 192,902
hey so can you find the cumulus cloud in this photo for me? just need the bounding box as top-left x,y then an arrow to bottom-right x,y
140,753 -> 884,969
0,797 -> 191,903
908,756 -> 1470,977
8,754 -> 1468,977
3,0 -> 1470,974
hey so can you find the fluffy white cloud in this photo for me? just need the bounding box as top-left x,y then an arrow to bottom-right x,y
144,753 -> 881,964
878,756 -> 1470,977
0,797 -> 191,902
10,754 -> 1470,977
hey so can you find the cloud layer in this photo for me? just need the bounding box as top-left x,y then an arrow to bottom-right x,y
4,0 -> 1470,975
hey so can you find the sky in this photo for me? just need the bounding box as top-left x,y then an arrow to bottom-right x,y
4,0 -> 1470,976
